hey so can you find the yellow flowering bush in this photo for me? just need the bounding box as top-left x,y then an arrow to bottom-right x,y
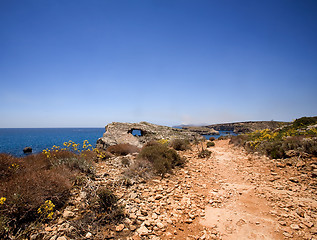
37,200 -> 55,220
158,138 -> 169,145
0,197 -> 6,205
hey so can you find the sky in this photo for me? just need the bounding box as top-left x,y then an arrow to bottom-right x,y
0,0 -> 316,127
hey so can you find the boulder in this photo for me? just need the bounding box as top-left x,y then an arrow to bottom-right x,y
96,122 -> 204,150
23,147 -> 32,154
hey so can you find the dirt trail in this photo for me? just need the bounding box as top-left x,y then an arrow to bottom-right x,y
170,139 -> 316,240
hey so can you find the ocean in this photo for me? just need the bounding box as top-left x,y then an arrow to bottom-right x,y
0,128 -> 105,156
0,128 -> 236,157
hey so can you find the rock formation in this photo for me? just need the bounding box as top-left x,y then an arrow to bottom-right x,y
23,147 -> 32,154
181,126 -> 219,135
207,121 -> 288,134
96,122 -> 204,150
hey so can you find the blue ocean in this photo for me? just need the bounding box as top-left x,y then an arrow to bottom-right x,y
0,128 -> 105,156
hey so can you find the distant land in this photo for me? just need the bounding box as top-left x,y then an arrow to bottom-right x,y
175,121 -> 289,134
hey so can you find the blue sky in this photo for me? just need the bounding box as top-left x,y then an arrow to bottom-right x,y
1,0 -> 316,127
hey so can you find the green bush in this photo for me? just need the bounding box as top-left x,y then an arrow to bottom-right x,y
169,139 -> 191,151
138,143 -> 185,176
207,142 -> 215,147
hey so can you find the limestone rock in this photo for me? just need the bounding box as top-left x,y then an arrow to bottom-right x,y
96,122 -> 203,150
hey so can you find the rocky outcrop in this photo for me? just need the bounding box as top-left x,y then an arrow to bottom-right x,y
207,121 -> 288,134
96,122 -> 204,150
181,126 -> 219,135
23,147 -> 32,154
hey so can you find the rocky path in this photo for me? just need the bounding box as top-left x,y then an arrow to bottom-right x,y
37,140 -> 316,239
116,139 -> 316,240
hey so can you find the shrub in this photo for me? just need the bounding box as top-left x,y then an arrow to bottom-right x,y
95,188 -> 124,223
107,144 -> 140,156
207,141 -> 215,147
209,137 -> 215,141
123,159 -> 154,180
0,154 -> 74,238
169,139 -> 191,151
138,143 -> 185,176
198,149 -> 212,158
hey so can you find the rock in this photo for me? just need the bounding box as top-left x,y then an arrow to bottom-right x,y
57,237 -> 67,240
96,122 -> 204,150
85,232 -> 92,238
62,210 -> 75,219
155,194 -> 163,200
23,147 -> 32,153
285,150 -> 297,157
181,126 -> 219,135
290,224 -> 300,230
289,177 -> 299,183
116,224 -> 125,232
137,225 -> 149,236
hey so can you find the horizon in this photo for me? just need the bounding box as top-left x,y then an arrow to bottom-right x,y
1,0 -> 316,128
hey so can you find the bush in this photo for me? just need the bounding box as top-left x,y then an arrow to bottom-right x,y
138,143 -> 185,176
207,141 -> 215,147
95,188 -> 124,223
169,139 -> 191,151
198,149 -> 212,158
0,154 -> 74,238
107,144 -> 140,156
123,159 -> 154,180
209,137 -> 215,141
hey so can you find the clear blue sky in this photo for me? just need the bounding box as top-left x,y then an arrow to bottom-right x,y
1,0 -> 316,127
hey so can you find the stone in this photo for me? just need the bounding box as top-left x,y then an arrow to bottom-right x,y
56,237 -> 67,240
290,224 -> 300,230
116,224 -> 125,232
62,210 -> 75,219
85,232 -> 92,238
96,122 -> 204,150
137,225 -> 149,236
23,147 -> 32,153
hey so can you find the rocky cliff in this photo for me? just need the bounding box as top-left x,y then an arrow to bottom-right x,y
96,122 -> 204,150
207,121 -> 288,134
181,126 -> 219,135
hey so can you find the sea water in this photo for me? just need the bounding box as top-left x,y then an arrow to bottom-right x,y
202,130 -> 237,140
0,128 -> 104,156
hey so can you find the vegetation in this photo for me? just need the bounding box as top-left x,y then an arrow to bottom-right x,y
169,139 -> 191,151
0,140 -> 119,239
207,141 -> 215,147
198,149 -> 212,158
107,143 -> 140,156
137,141 -> 185,177
230,116 -> 317,159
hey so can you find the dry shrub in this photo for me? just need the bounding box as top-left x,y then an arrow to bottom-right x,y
209,137 -> 216,141
107,144 -> 140,156
169,139 -> 191,151
207,141 -> 215,147
0,154 -> 74,237
0,149 -> 97,238
198,149 -> 212,158
138,143 -> 185,176
123,159 -> 154,180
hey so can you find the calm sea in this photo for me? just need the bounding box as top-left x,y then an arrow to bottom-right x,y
0,128 -> 105,156
202,130 -> 237,140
